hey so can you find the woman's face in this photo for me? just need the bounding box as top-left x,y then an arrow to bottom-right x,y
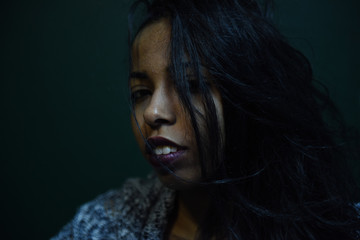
130,19 -> 224,189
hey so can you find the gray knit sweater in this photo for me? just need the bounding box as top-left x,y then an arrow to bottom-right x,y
51,176 -> 175,240
52,176 -> 360,240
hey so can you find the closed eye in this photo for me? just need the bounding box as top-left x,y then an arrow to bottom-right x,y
188,79 -> 200,93
131,89 -> 152,103
188,78 -> 211,94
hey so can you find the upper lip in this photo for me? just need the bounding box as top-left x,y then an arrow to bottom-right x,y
146,136 -> 186,154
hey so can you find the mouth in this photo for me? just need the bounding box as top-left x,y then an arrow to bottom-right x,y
153,145 -> 179,155
146,136 -> 187,167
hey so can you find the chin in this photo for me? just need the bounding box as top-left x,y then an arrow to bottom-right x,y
155,168 -> 201,191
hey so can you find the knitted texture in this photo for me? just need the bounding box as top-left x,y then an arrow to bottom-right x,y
51,177 -> 360,240
51,176 -> 175,240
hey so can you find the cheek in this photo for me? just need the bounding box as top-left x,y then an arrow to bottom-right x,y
130,115 -> 137,136
131,104 -> 145,134
211,89 -> 225,138
214,99 -> 225,135
131,114 -> 145,152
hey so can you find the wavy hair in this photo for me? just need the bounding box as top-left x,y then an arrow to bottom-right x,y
128,0 -> 360,239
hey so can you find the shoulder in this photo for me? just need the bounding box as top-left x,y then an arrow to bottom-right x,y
51,176 -> 174,240
355,202 -> 360,209
355,202 -> 360,215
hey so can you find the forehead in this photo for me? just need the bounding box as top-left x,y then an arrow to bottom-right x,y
131,19 -> 171,72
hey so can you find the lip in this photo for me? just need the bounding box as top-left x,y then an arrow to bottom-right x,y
146,136 -> 187,167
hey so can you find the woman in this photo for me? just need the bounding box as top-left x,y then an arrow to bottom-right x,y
52,0 -> 360,239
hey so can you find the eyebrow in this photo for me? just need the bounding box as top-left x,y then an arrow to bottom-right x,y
129,67 -> 172,82
129,71 -> 149,80
129,64 -> 207,81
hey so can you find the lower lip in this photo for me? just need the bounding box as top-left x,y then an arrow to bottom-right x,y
148,150 -> 186,167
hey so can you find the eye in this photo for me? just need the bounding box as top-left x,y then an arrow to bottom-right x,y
131,89 -> 152,103
188,78 -> 211,94
188,79 -> 200,93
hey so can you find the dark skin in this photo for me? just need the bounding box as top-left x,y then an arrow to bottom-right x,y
130,19 -> 224,240
167,190 -> 210,240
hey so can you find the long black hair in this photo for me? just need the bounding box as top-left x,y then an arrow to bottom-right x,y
128,0 -> 360,239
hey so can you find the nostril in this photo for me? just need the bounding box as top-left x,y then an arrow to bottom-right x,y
146,118 -> 172,129
144,112 -> 176,129
154,118 -> 170,125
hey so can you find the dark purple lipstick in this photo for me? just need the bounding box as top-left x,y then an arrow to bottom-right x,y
146,136 -> 187,167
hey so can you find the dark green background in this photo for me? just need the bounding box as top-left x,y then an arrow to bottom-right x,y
1,0 -> 359,239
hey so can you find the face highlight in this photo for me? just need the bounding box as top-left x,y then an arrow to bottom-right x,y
130,19 -> 224,189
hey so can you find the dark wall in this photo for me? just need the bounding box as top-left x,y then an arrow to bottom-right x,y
1,0 -> 359,239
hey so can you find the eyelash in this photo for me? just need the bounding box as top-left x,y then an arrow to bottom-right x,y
188,79 -> 211,94
188,80 -> 200,93
130,80 -> 209,102
131,89 -> 152,103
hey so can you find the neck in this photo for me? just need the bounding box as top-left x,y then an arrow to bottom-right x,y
168,188 -> 210,240
178,188 -> 210,224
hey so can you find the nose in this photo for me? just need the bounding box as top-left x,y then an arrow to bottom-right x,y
143,88 -> 176,129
